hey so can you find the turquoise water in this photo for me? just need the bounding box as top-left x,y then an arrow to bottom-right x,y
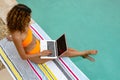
17,0 -> 120,80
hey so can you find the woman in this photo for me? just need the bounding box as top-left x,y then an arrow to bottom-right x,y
7,4 -> 97,64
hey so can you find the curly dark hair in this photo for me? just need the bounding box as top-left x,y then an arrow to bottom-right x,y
7,4 -> 32,32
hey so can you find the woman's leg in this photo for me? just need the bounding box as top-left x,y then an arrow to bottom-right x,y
60,48 -> 97,57
29,57 -> 52,64
30,48 -> 97,64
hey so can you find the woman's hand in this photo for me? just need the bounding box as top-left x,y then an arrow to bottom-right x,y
40,50 -> 52,56
7,35 -> 13,41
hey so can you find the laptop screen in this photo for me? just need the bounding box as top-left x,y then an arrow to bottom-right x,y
56,34 -> 67,56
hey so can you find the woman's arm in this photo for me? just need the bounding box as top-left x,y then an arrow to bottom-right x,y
12,32 -> 40,60
12,32 -> 51,60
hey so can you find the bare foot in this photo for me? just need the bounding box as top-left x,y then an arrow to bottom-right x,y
82,50 -> 97,55
82,50 -> 97,62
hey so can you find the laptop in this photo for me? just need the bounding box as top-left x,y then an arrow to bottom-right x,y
40,34 -> 67,59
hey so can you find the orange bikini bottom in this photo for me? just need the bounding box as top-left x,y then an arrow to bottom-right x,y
27,40 -> 40,54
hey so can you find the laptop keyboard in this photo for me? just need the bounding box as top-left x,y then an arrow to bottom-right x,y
47,41 -> 56,57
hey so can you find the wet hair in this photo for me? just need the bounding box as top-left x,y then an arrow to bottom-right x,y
7,4 -> 32,32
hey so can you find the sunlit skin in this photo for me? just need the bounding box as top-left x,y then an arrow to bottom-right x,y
7,4 -> 97,64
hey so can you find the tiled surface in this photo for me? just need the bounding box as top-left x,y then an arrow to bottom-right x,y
0,0 -> 17,69
0,69 -> 13,80
0,0 -> 17,23
0,0 -> 16,80
0,0 -> 35,80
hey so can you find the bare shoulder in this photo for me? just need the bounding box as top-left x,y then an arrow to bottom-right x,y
11,31 -> 21,40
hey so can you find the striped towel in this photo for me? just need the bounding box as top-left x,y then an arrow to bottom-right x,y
0,23 -> 89,80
